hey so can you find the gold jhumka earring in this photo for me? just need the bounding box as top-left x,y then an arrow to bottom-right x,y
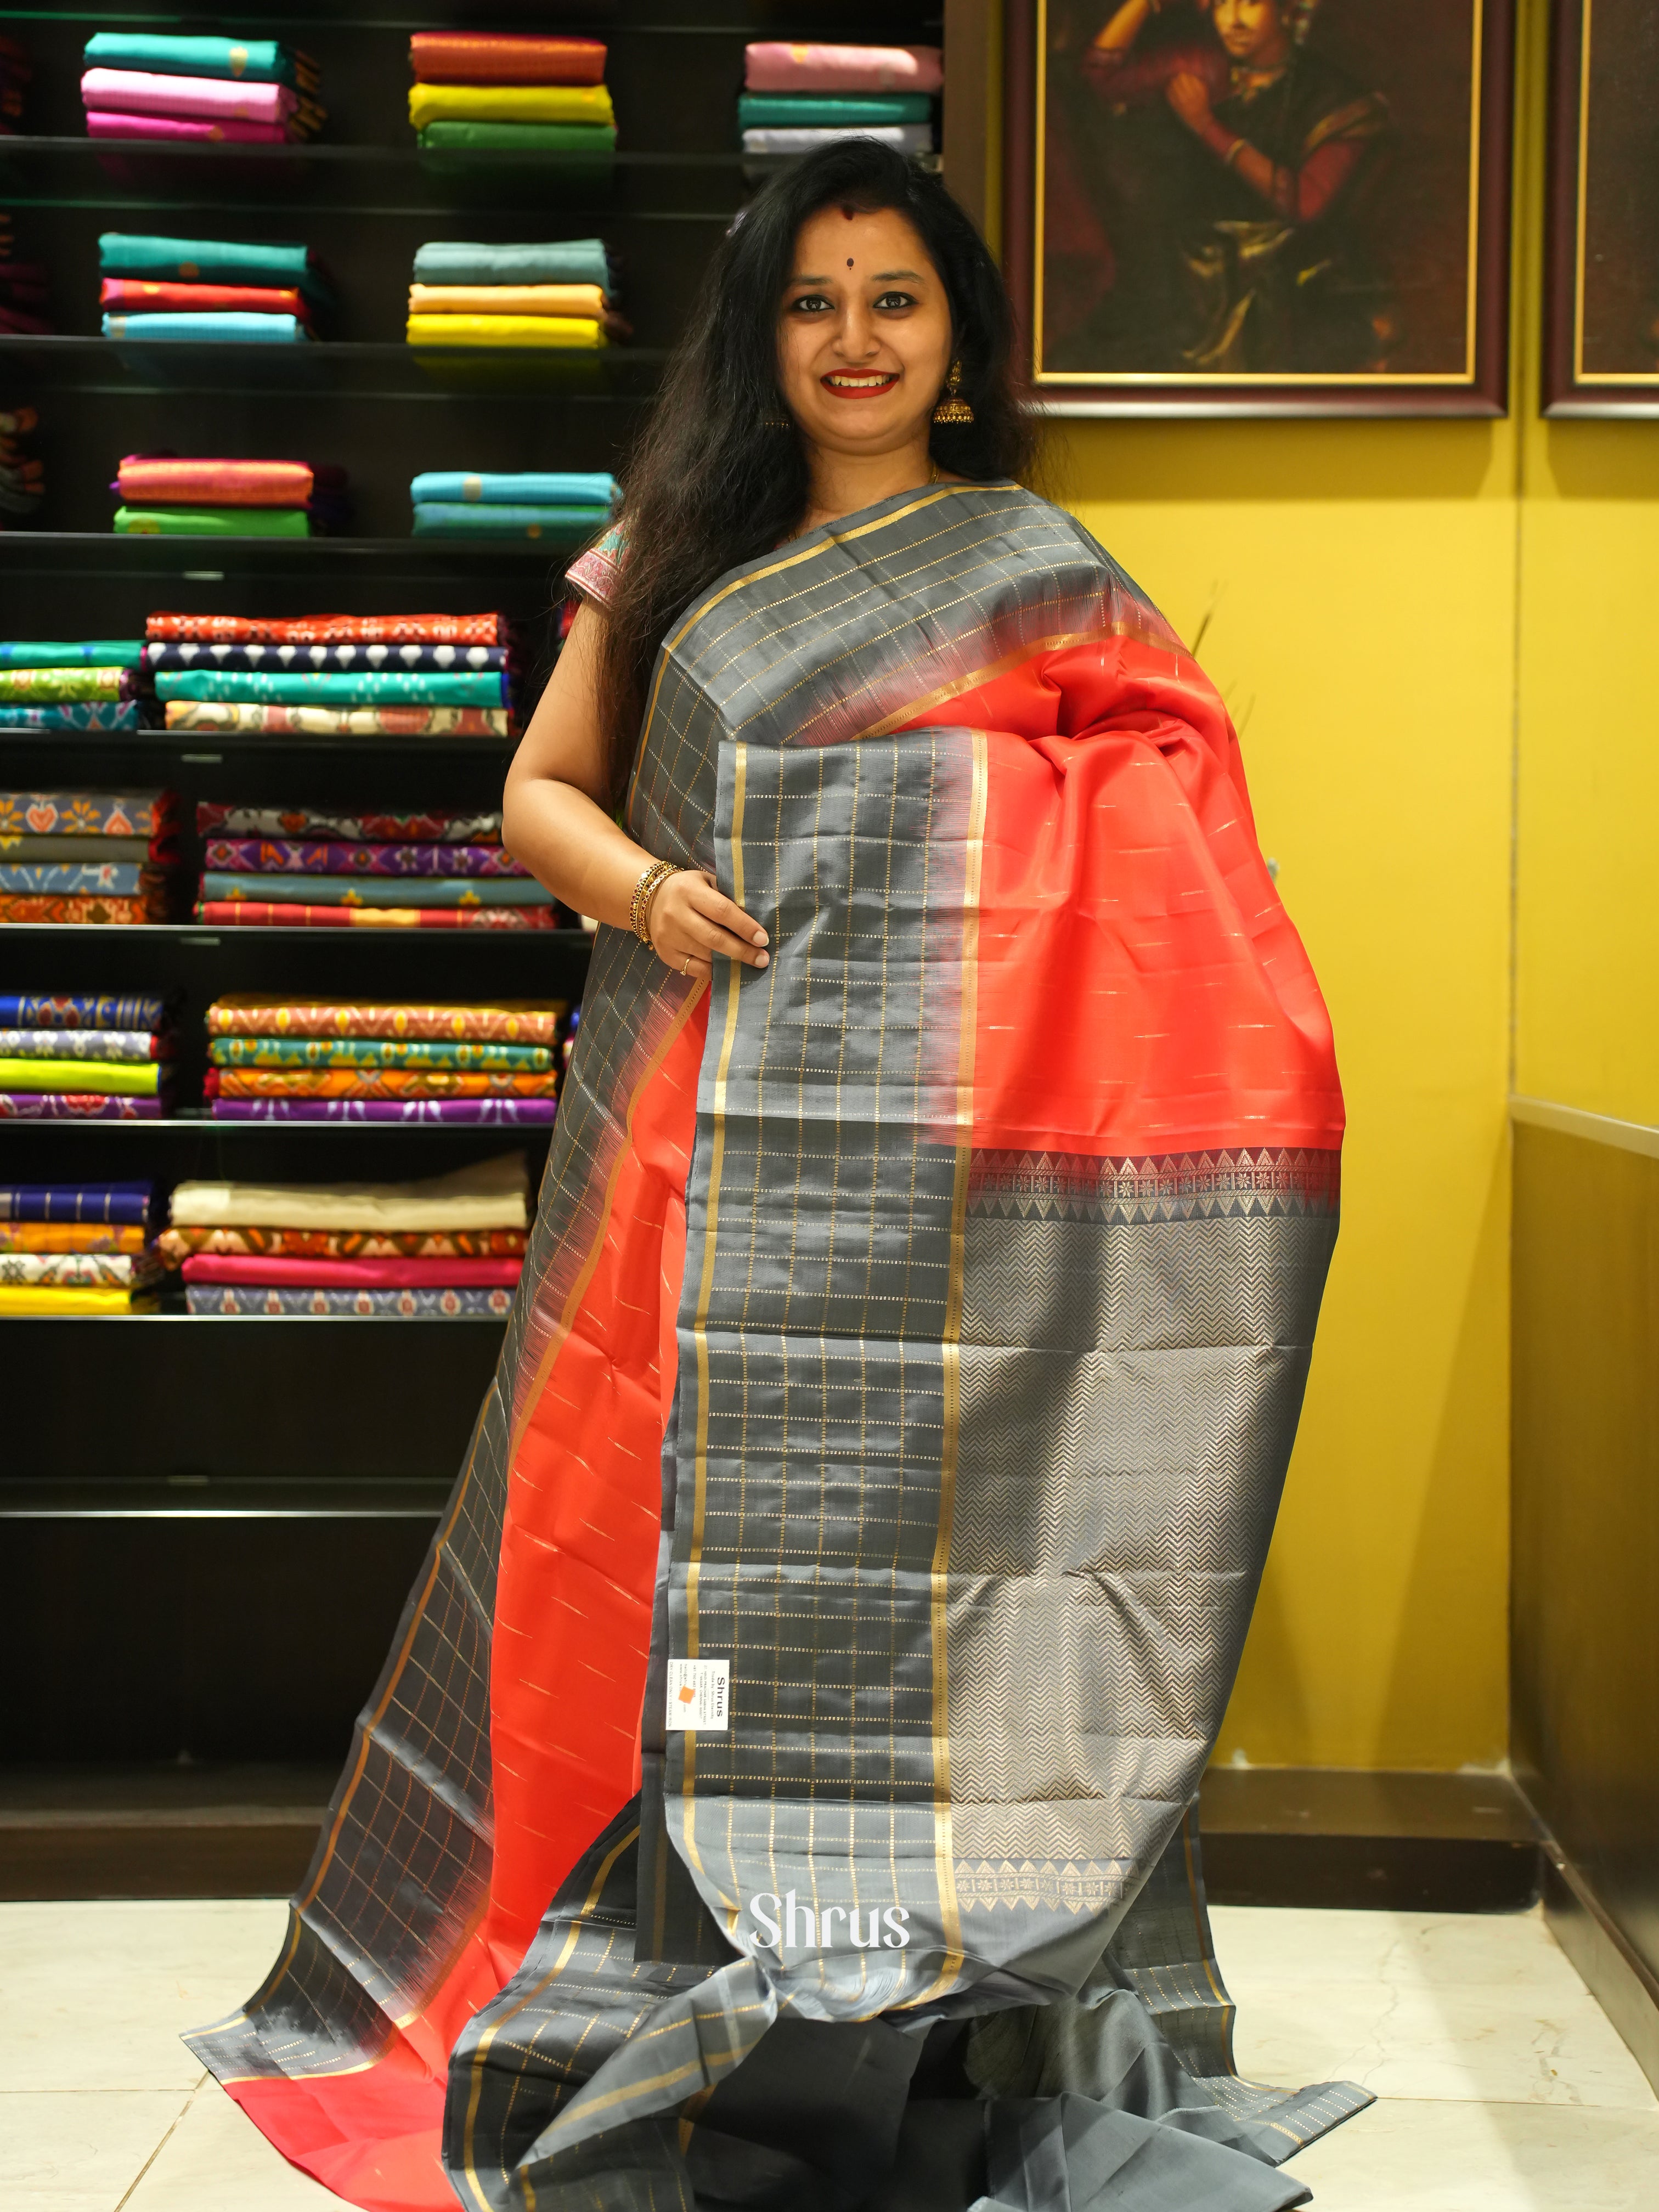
932,360 -> 974,424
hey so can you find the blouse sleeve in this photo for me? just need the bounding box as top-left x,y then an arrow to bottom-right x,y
566,525 -> 625,610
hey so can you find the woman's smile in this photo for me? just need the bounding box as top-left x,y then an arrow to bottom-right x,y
821,368 -> 901,398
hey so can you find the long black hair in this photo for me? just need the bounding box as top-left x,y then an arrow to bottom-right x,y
594,138 -> 1037,802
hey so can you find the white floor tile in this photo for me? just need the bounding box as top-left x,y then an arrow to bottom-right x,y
122,2080 -> 342,2211
1211,1903 -> 1593,1995
1233,1977 -> 1657,2111
0,2089 -> 191,2210
0,1898 -> 290,2092
1284,2096 -> 1659,2211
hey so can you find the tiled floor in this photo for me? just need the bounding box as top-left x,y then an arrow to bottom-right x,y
2,1897 -> 1654,2207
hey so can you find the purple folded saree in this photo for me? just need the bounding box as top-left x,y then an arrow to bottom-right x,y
209,1098 -> 555,1125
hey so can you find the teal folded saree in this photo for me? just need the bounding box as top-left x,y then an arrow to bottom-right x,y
411,504 -> 609,541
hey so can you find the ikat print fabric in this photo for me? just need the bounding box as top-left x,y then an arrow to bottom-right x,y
205,995 -> 555,1041
0,788 -> 180,920
148,610 -> 509,644
168,1156 -> 530,1313
210,1097 -> 554,1122
186,1285 -> 514,1317
0,1177 -> 159,1310
165,704 -> 509,738
201,995 -> 566,1121
198,805 -> 502,846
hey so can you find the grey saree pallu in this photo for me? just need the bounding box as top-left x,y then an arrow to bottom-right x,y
188,482 -> 1364,2211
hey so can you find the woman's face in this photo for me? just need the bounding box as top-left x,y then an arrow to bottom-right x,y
776,204 -> 953,460
1209,0 -> 1290,66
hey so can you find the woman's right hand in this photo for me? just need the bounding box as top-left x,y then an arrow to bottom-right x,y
647,868 -> 770,980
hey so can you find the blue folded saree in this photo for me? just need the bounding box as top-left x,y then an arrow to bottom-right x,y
410,239 -> 612,291
201,872 -> 552,908
83,33 -> 300,84
408,471 -> 616,508
0,704 -> 144,731
0,994 -> 166,1030
155,668 -> 507,707
411,504 -> 610,541
102,312 -> 308,345
0,861 -> 146,896
0,642 -> 143,667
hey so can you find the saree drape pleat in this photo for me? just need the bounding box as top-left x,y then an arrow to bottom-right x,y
188,483 -> 1358,2211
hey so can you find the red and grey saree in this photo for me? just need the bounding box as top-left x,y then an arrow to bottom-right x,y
190,482 -> 1359,2209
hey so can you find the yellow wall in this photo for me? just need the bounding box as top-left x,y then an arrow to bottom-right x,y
1513,41 -> 1659,1128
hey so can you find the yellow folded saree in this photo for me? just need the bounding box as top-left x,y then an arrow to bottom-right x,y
405,314 -> 603,350
0,1285 -> 138,1314
407,284 -> 609,318
407,82 -> 613,130
0,1057 -> 160,1095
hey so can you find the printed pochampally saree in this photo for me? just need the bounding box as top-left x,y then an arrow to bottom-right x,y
189,482 -> 1358,2210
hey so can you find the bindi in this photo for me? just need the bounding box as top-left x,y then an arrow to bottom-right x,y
847,257 -> 854,269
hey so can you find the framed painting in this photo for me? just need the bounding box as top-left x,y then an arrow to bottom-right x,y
1004,0 -> 1515,415
1545,0 -> 1659,413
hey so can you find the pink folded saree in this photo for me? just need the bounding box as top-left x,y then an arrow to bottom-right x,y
180,1253 -> 522,1290
117,458 -> 318,507
742,42 -> 943,93
86,110 -> 289,145
81,69 -> 297,126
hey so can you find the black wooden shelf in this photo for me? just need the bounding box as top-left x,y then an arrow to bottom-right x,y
0,333 -> 669,398
0,1475 -> 453,1518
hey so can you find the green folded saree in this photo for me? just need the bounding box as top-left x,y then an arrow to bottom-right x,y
114,508 -> 311,538
416,122 -> 617,155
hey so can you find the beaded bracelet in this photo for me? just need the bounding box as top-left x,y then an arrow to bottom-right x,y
629,857 -> 681,945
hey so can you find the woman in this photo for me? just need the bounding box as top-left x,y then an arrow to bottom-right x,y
1059,0 -> 1391,374
191,141 -> 1359,2210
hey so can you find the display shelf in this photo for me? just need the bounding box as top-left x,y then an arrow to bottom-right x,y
0,1476 -> 453,1518
0,333 -> 669,397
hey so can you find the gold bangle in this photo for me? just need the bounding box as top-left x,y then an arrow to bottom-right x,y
629,857 -> 680,945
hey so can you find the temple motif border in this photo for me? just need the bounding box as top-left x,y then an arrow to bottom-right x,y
1003,0 -> 1516,418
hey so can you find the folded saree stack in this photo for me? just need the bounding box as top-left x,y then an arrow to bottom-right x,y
410,469 -> 615,543
0,405 -> 44,524
168,1150 -> 529,1316
0,787 -> 180,923
0,640 -> 149,732
204,994 -> 566,1124
740,43 -> 942,157
81,33 -> 323,146
113,457 -> 348,539
407,235 -> 624,353
408,33 -> 614,170
0,989 -> 171,1122
0,1174 -> 160,1316
149,610 -> 514,738
191,797 -> 556,931
99,232 -> 331,345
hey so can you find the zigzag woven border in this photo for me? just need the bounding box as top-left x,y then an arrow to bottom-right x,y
967,1146 -> 1341,1225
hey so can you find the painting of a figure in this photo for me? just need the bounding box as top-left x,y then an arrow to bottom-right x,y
1022,0 -> 1509,404
1545,0 -> 1659,408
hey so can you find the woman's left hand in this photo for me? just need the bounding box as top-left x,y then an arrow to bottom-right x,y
646,868 -> 770,980
1165,71 -> 1213,131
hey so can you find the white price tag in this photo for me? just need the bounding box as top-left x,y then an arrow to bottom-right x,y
665,1658 -> 730,1732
